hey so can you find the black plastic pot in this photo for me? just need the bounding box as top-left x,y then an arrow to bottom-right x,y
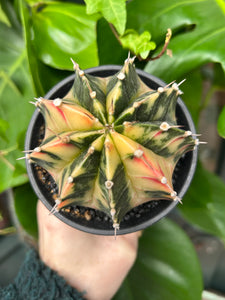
25,65 -> 198,235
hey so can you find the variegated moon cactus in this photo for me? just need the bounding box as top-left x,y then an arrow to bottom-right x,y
26,56 -> 200,233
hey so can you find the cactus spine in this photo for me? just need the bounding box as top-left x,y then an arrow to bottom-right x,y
27,56 -> 198,232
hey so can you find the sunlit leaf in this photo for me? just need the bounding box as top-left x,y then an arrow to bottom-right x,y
0,5 -> 10,26
30,2 -> 99,70
120,29 -> 156,59
85,0 -> 126,35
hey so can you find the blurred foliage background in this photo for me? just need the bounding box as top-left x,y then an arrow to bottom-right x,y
0,0 -> 225,299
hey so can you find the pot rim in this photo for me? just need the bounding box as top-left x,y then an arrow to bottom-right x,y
25,65 -> 198,235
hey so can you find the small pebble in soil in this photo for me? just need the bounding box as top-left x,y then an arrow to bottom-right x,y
84,211 -> 92,221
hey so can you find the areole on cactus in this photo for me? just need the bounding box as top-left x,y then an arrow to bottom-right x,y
24,56 -> 201,233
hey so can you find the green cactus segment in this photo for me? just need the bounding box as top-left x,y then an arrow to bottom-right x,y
29,136 -> 81,179
36,98 -> 104,139
114,86 -> 178,126
68,61 -> 107,124
113,91 -> 154,125
29,130 -> 104,180
28,56 -> 197,230
116,122 -> 195,163
106,59 -> 150,124
93,134 -> 132,225
56,135 -> 105,209
111,131 -> 174,197
135,88 -> 178,124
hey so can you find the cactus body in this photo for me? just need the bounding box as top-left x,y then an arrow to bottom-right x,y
29,58 -> 196,231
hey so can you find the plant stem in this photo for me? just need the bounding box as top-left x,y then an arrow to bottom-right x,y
109,23 -> 122,46
148,28 -> 172,61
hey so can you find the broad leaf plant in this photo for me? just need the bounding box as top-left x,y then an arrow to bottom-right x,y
1,0 -> 225,299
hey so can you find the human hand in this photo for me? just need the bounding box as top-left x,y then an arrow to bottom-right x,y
37,200 -> 140,300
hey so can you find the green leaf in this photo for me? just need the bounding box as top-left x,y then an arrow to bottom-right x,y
0,0 -> 21,32
25,0 -> 51,3
0,5 -> 11,26
215,0 -> 225,14
126,0 -> 225,82
13,183 -> 38,238
120,29 -> 156,59
19,0 -> 71,96
212,63 -> 225,89
30,2 -> 99,71
217,105 -> 225,138
13,162 -> 27,178
114,218 -> 203,300
0,118 -> 9,141
16,130 -> 26,152
84,0 -> 126,35
178,69 -> 203,125
97,18 -> 127,65
0,10 -> 35,192
181,163 -> 225,244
